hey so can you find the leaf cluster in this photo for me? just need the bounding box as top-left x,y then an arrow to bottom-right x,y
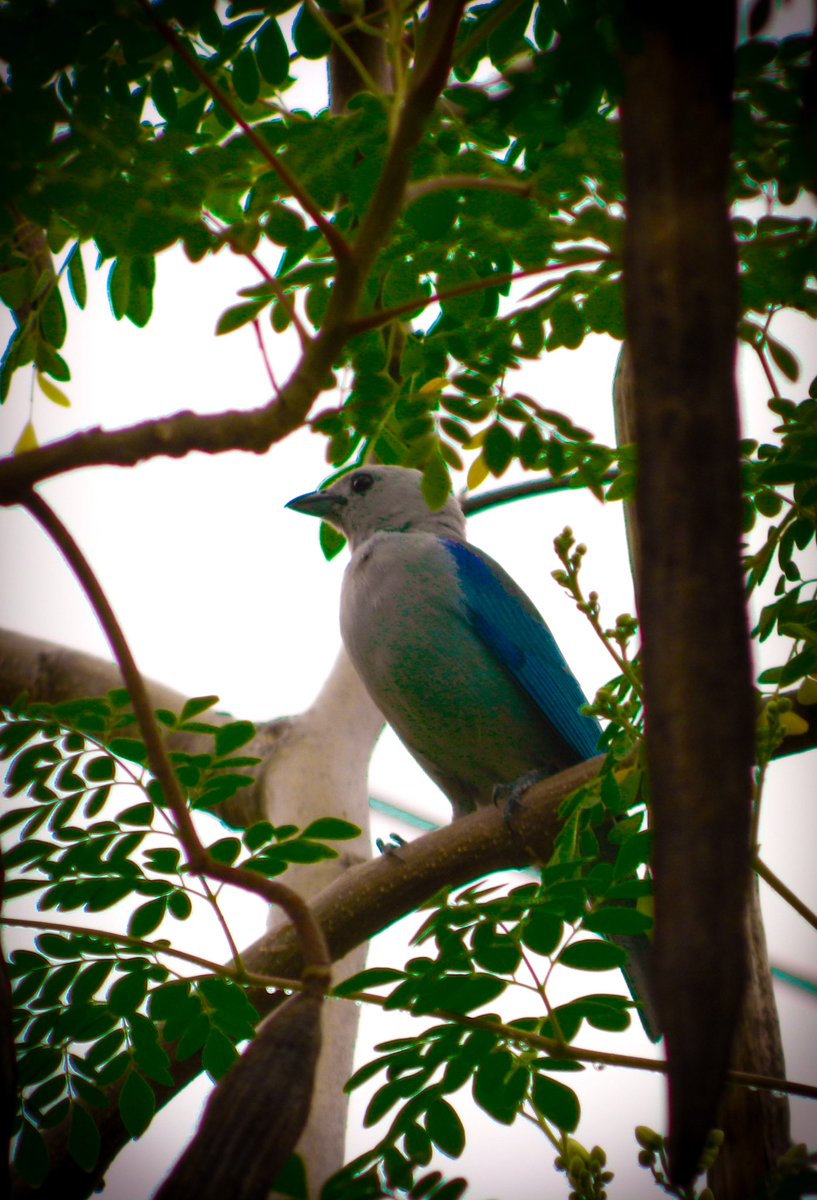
1,688 -> 360,1186
325,758 -> 651,1196
741,386 -> 817,733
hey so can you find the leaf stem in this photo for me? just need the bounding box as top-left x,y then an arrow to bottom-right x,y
344,990 -> 817,1100
0,913 -> 287,988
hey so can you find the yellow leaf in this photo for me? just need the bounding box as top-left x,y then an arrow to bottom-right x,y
14,421 -> 39,455
778,711 -> 809,737
796,676 -> 817,706
467,454 -> 489,491
463,428 -> 489,450
418,376 -> 448,396
37,372 -> 71,407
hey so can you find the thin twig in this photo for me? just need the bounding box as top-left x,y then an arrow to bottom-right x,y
756,307 -> 782,399
201,876 -> 246,972
1,914 -> 268,984
23,491 -> 330,988
404,173 -> 532,203
252,319 -> 278,394
136,0 -> 350,263
204,210 -> 309,348
346,258 -> 609,336
755,342 -> 782,399
461,472 -> 618,515
345,991 -> 817,1101
755,855 -> 817,934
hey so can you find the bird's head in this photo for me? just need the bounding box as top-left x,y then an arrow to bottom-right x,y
286,465 -> 466,550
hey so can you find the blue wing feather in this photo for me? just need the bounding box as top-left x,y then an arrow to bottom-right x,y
443,539 -> 601,761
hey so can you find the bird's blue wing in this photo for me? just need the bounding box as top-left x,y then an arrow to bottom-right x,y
443,539 -> 601,761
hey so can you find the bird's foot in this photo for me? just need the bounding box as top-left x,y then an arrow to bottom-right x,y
493,767 -> 554,829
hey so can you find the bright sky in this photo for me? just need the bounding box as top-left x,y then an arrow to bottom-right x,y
1,10 -> 816,1196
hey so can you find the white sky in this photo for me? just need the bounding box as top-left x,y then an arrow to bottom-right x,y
1,10 -> 816,1197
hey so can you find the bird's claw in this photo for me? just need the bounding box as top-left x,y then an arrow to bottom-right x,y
493,767 -> 552,829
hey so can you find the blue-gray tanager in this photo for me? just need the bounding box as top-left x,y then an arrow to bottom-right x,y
286,466 -> 601,818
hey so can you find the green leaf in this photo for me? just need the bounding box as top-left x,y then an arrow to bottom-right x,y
144,847 -> 181,873
67,244 -> 87,309
215,720 -> 256,757
86,1029 -> 126,1069
422,451 -> 451,510
518,907 -> 563,955
13,1120 -> 49,1187
167,890 -> 193,920
557,939 -> 627,972
35,341 -> 70,381
473,1048 -> 526,1125
767,335 -> 800,382
531,1072 -> 580,1132
215,299 -> 266,335
406,192 -> 459,240
320,519 -> 346,561
108,259 -> 131,321
419,973 -> 506,1015
132,1034 -> 174,1086
119,1069 -> 155,1138
483,422 -> 515,476
68,1103 -> 100,1172
128,897 -> 167,938
292,3 -> 331,59
232,47 -> 261,104
181,695 -> 219,721
332,967 -> 405,997
583,906 -> 653,937
108,971 -> 148,1016
424,1097 -> 465,1157
202,1028 -> 239,1081
302,817 -> 361,841
69,960 -> 113,1006
270,1153 -> 308,1200
40,287 -> 67,348
84,755 -> 116,782
119,802 -> 154,826
208,836 -> 242,864
151,68 -> 178,121
35,933 -> 75,960
147,983 -> 191,1024
256,19 -> 290,86
265,204 -> 306,246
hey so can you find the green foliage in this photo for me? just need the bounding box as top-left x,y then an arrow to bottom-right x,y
1,689 -> 361,1184
330,754 -> 652,1196
0,1 -> 815,1194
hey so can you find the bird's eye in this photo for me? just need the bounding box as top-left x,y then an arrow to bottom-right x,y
350,472 -> 374,494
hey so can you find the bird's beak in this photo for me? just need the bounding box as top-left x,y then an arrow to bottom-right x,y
285,489 -> 345,520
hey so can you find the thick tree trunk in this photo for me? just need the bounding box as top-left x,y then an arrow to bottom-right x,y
615,349 -> 791,1189
619,4 -> 763,1185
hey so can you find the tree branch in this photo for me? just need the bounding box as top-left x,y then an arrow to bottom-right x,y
21,492 -> 330,978
0,299 -> 360,505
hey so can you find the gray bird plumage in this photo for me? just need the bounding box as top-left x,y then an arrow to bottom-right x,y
287,466 -> 600,818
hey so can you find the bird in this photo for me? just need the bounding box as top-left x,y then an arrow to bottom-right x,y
286,465 -> 601,819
